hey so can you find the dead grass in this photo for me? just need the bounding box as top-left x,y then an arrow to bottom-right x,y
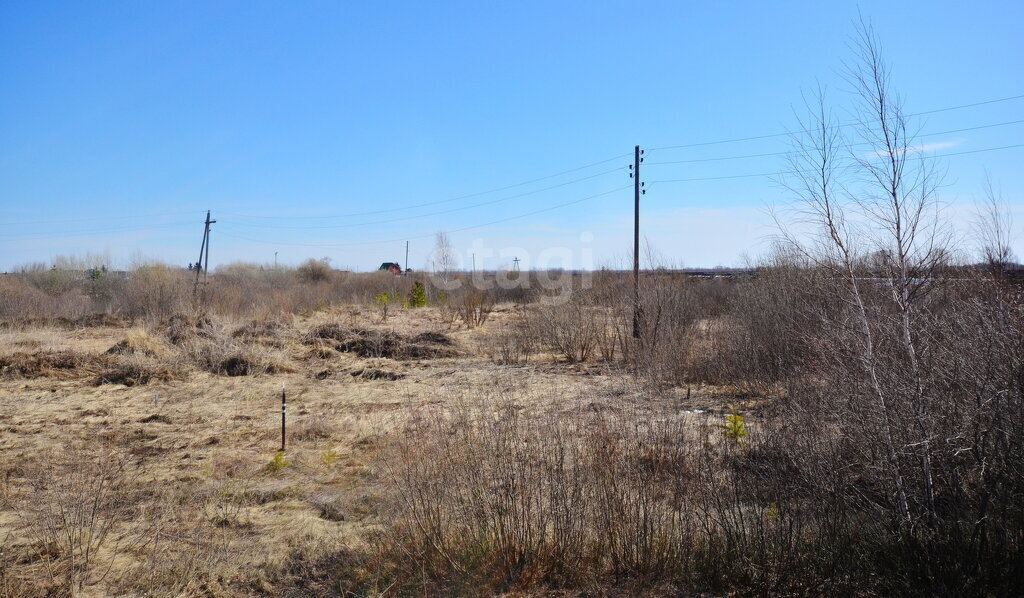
1,305 -> 661,596
104,329 -> 172,358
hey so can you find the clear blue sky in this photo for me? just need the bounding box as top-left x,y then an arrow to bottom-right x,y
2,1 -> 1022,271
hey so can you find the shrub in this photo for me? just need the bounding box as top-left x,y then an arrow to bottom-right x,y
374,292 -> 394,322
296,258 -> 332,283
530,293 -> 598,363
408,280 -> 428,308
447,288 -> 495,328
267,451 -> 289,472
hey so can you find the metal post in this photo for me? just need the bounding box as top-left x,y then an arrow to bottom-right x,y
280,389 -> 286,452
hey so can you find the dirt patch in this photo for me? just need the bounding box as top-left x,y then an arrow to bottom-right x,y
401,343 -> 458,359
303,324 -> 457,360
350,368 -> 404,381
94,364 -> 181,387
219,356 -> 256,377
138,414 -> 173,424
410,331 -> 454,346
0,351 -> 110,379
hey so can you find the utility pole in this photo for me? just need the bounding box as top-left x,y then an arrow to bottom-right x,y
404,241 -> 409,277
191,210 -> 216,304
274,251 -> 278,269
630,146 -> 644,339
512,257 -> 520,272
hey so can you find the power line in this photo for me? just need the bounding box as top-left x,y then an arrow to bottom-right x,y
913,94 -> 1024,116
218,185 -> 632,248
647,93 -> 1024,151
225,166 -> 625,230
221,152 -> 632,221
2,209 -> 205,227
645,118 -> 1024,166
647,142 -> 1024,184
0,220 -> 196,241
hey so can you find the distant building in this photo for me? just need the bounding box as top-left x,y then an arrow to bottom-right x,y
379,262 -> 402,275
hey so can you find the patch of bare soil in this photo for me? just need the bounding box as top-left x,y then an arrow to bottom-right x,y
303,324 -> 457,359
0,350 -> 111,379
93,363 -> 182,386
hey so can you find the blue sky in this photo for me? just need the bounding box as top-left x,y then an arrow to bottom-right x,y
1,1 -> 1022,271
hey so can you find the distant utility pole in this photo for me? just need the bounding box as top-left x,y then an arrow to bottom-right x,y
512,257 -> 520,272
274,251 -> 278,269
404,241 -> 409,277
192,210 -> 216,303
630,146 -> 645,339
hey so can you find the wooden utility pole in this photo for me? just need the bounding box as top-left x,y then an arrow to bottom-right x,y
404,241 -> 409,277
192,210 -> 215,302
631,146 -> 644,339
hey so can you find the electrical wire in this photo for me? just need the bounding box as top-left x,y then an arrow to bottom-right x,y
646,142 -> 1024,185
0,220 -> 196,241
647,93 -> 1024,151
218,185 -> 632,248
2,209 -> 207,227
226,167 -> 625,230
644,119 -> 1024,165
220,152 -> 632,221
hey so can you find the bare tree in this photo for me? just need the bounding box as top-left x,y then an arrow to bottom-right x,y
778,19 -> 955,534
430,231 -> 457,287
974,175 -> 1016,276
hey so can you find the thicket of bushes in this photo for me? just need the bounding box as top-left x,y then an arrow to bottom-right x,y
317,250 -> 1011,597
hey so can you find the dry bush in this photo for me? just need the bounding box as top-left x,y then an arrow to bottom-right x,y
379,392 -> 831,595
484,311 -> 536,366
114,264 -> 191,320
529,295 -> 599,363
0,275 -> 59,320
186,337 -> 289,376
161,313 -> 215,346
11,447 -> 162,594
446,288 -> 496,328
2,257 -> 445,323
706,255 -> 818,392
296,258 -> 333,283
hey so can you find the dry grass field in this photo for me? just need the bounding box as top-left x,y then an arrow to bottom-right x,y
0,303 -> 741,597
1,257 -> 1022,597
